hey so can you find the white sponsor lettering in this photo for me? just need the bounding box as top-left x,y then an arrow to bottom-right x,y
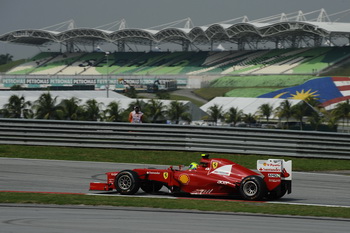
146,171 -> 160,175
191,189 -> 213,195
26,79 -> 50,84
51,79 -> 72,84
217,180 -> 234,186
73,79 -> 97,85
3,79 -> 25,84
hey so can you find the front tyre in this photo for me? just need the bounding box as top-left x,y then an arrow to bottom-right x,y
115,170 -> 140,195
239,176 -> 267,201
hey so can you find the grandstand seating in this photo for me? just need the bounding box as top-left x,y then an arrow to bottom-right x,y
292,47 -> 350,74
6,46 -> 350,76
248,48 -> 310,74
31,53 -> 85,75
188,50 -> 253,75
7,52 -> 56,74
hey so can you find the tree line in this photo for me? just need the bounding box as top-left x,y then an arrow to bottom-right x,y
1,93 -> 350,131
0,93 -> 191,124
205,98 -> 350,131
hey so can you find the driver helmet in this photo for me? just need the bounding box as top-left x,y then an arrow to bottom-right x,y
189,162 -> 199,170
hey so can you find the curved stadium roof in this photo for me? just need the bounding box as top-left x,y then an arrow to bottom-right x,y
1,8 -> 350,49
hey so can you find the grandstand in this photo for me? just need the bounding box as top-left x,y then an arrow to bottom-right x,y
5,46 -> 350,77
1,8 -> 350,107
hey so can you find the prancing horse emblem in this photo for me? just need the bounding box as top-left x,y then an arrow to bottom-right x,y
212,162 -> 218,169
163,172 -> 169,179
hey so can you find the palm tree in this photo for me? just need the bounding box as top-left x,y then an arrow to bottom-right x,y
104,101 -> 123,122
2,95 -> 32,118
33,92 -> 63,119
308,111 -> 324,131
325,109 -> 339,131
276,100 -> 293,129
83,99 -> 103,121
128,100 -> 147,112
304,96 -> 322,108
147,99 -> 165,123
207,104 -> 224,125
180,112 -> 192,124
0,53 -> 13,65
334,99 -> 350,132
60,97 -> 82,120
225,107 -> 243,126
291,102 -> 309,130
243,113 -> 256,126
257,103 -> 274,124
166,101 -> 189,124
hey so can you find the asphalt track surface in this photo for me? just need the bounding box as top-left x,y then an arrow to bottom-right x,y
1,157 -> 350,233
1,204 -> 349,233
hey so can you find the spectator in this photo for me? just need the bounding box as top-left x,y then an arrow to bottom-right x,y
129,106 -> 144,123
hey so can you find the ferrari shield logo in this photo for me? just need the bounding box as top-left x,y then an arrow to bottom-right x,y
163,172 -> 169,179
212,162 -> 218,169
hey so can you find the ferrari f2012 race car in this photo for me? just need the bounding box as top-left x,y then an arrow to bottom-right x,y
90,155 -> 292,201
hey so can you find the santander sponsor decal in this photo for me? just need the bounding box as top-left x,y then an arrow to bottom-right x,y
258,162 -> 282,173
257,159 -> 292,181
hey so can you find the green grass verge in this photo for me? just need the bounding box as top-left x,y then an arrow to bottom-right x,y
193,87 -> 233,101
1,192 -> 349,219
193,76 -> 316,100
224,87 -> 282,97
210,75 -> 315,88
1,145 -> 350,172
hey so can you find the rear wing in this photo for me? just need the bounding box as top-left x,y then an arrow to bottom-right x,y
257,159 -> 292,180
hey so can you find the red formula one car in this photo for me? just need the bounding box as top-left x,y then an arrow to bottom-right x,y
90,155 -> 292,201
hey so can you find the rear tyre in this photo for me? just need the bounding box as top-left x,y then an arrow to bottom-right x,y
239,176 -> 267,201
267,182 -> 287,200
115,170 -> 140,195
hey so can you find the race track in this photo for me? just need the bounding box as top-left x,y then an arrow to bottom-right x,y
1,157 -> 349,233
1,204 -> 349,233
1,157 -> 349,207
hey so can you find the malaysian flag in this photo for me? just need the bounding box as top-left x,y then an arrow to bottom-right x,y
258,77 -> 350,109
322,77 -> 350,109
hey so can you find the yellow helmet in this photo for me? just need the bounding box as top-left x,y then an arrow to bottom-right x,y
189,162 -> 199,170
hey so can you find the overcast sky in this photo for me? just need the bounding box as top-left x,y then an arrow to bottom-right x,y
1,0 -> 350,59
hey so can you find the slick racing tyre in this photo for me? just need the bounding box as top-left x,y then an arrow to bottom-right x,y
239,175 -> 267,201
267,182 -> 287,200
115,170 -> 140,195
